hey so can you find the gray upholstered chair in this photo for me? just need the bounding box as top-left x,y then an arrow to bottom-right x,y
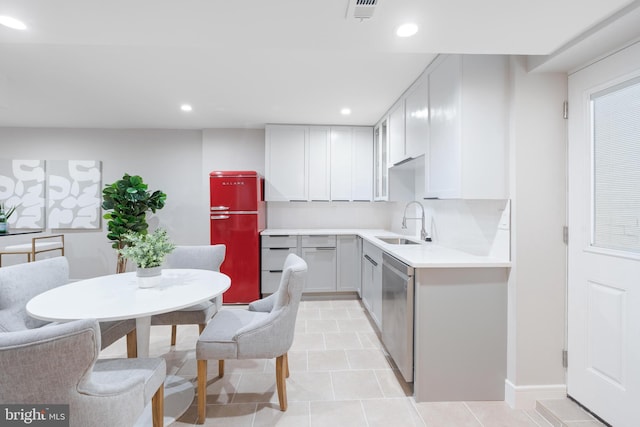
196,253 -> 307,424
151,245 -> 226,346
0,318 -> 166,427
0,256 -> 137,357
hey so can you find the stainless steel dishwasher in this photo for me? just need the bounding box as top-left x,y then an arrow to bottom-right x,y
381,252 -> 415,382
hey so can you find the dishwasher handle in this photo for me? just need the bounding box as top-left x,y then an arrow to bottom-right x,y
382,252 -> 414,279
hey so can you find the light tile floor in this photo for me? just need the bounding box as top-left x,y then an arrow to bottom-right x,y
100,298 -> 552,427
536,399 -> 606,427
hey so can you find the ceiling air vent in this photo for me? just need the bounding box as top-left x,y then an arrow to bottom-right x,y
346,0 -> 379,21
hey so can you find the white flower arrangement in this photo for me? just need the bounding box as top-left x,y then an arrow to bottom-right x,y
118,228 -> 176,269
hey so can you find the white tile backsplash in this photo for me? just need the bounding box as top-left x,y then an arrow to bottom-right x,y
427,199 -> 510,256
266,201 -> 392,229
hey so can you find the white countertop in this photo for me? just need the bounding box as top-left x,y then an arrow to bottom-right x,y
262,228 -> 510,269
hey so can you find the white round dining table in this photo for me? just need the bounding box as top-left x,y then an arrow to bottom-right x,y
27,268 -> 230,356
26,268 -> 231,426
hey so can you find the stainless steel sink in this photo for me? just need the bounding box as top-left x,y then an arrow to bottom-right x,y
376,237 -> 421,245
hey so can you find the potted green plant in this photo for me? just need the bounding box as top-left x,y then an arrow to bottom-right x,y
0,202 -> 17,234
118,228 -> 176,288
102,173 -> 167,273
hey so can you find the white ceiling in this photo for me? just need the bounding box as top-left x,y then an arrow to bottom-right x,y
0,0 -> 637,129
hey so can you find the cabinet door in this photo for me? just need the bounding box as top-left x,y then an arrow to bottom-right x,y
265,125 -> 308,201
374,120 -> 389,201
388,101 -> 406,166
301,247 -> 337,292
362,241 -> 382,330
405,77 -> 429,159
337,235 -> 359,291
361,254 -> 375,312
426,55 -> 462,198
371,258 -> 382,329
330,127 -> 352,201
308,127 -> 331,201
352,127 -> 373,201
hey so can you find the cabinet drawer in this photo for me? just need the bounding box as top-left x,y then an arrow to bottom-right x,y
301,235 -> 336,248
362,240 -> 383,266
262,235 -> 298,248
261,248 -> 298,270
261,271 -> 282,294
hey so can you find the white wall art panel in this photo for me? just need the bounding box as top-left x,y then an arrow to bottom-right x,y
0,159 -> 46,229
47,160 -> 102,229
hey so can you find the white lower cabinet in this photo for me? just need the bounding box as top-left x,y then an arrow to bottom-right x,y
337,235 -> 360,292
361,240 -> 382,329
301,235 -> 336,292
262,233 -> 370,295
261,235 -> 299,294
301,247 -> 337,292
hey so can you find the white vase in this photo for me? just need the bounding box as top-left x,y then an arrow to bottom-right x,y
136,266 -> 162,288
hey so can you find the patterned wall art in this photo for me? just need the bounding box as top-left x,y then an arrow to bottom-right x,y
0,159 -> 46,229
46,160 -> 102,229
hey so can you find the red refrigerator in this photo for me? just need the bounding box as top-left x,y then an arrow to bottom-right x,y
209,171 -> 266,303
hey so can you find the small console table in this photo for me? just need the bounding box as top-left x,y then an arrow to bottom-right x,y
0,234 -> 65,267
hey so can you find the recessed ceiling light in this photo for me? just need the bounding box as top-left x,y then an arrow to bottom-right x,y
396,23 -> 418,38
341,108 -> 352,115
180,104 -> 193,112
0,15 -> 27,30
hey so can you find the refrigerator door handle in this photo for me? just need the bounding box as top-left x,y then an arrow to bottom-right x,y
210,206 -> 230,211
210,215 -> 230,220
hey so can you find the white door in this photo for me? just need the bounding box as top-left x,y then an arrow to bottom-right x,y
567,43 -> 640,427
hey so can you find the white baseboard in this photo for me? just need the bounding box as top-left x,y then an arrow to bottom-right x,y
504,380 -> 567,409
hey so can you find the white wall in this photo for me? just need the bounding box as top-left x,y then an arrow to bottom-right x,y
0,128 -> 204,278
506,57 -> 568,408
202,128 -> 265,175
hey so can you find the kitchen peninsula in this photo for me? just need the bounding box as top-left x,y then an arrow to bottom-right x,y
261,228 -> 510,402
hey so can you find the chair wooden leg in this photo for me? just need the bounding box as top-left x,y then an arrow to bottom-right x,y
284,352 -> 290,378
152,382 -> 164,427
170,325 -> 177,346
197,360 -> 207,424
275,354 -> 288,411
218,360 -> 224,377
126,329 -> 137,358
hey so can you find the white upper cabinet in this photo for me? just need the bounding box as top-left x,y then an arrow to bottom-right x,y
331,127 -> 374,201
373,119 -> 389,201
388,100 -> 407,166
308,127 -> 331,201
266,124 -> 373,202
404,77 -> 429,159
352,127 -> 374,201
265,125 -> 307,201
426,54 -> 508,199
330,127 -> 353,201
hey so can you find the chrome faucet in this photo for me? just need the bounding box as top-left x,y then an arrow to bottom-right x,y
402,201 -> 430,241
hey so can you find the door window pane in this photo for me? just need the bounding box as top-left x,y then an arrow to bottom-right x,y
591,78 -> 640,253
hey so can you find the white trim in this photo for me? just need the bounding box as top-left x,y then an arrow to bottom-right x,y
504,380 -> 567,409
